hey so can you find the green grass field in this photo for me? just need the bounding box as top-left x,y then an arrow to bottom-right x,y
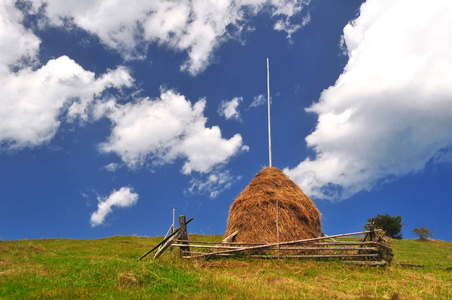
1,235 -> 451,299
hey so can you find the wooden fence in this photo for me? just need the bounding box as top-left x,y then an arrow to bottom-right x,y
139,215 -> 393,265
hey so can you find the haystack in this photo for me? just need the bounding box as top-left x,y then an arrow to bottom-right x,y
225,167 -> 322,243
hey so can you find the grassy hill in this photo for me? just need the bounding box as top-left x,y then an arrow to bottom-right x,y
1,235 -> 451,299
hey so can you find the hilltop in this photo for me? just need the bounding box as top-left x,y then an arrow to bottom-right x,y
0,235 -> 451,299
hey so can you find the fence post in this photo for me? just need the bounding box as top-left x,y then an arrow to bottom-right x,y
178,215 -> 190,257
369,218 -> 375,242
369,218 -> 380,261
171,208 -> 175,234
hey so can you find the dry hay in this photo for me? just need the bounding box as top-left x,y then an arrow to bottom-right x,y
117,273 -> 138,288
225,167 -> 322,244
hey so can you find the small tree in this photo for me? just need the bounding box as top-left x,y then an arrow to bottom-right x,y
412,227 -> 434,240
365,214 -> 403,239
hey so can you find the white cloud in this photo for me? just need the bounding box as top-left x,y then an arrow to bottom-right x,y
0,56 -> 133,149
90,187 -> 139,227
0,0 -> 40,71
104,162 -> 121,172
0,2 -> 133,149
285,0 -> 452,200
27,0 -> 310,75
250,94 -> 266,108
99,89 -> 247,173
1,2 -> 247,198
218,97 -> 243,120
273,18 -> 301,39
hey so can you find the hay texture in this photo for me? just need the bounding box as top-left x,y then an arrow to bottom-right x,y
225,167 -> 322,243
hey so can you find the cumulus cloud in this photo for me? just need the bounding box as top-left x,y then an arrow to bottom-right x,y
285,0 -> 452,200
0,56 -> 133,149
1,1 -> 247,197
27,0 -> 310,75
218,97 -> 243,120
90,187 -> 138,227
0,0 -> 40,70
99,89 -> 248,173
0,1 -> 133,149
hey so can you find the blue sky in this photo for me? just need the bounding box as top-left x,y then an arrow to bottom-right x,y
1,0 -> 451,241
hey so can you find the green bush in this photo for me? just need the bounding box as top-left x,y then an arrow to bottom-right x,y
365,214 -> 403,239
412,227 -> 434,240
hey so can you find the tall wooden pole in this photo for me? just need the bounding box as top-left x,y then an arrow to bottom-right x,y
276,197 -> 280,259
267,58 -> 272,167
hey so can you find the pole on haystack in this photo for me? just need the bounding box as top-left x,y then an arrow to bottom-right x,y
276,197 -> 280,259
267,58 -> 272,167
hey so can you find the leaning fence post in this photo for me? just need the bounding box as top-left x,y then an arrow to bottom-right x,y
178,215 -> 190,257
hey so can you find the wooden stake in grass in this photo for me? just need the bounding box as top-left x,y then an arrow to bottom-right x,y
179,215 -> 190,256
137,229 -> 181,261
137,217 -> 194,261
267,58 -> 272,168
172,208 -> 175,234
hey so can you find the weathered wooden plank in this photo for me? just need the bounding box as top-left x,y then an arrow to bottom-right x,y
138,229 -> 181,261
301,242 -> 380,247
270,247 -> 378,251
178,215 -> 190,256
175,240 -> 382,246
154,232 -> 178,259
175,240 -> 267,246
184,253 -> 380,259
173,241 -> 387,251
172,244 -> 246,250
174,239 -> 380,247
361,233 -> 369,243
345,261 -> 388,266
137,217 -> 194,261
172,244 -> 378,252
253,254 -> 380,259
323,233 -> 338,242
222,230 -> 239,243
184,230 -> 382,259
157,224 -> 176,253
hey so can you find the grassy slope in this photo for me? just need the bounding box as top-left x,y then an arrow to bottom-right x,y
0,235 -> 451,299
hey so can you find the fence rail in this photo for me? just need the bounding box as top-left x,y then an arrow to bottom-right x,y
138,215 -> 394,265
